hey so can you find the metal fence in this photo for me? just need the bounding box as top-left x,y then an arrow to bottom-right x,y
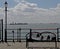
4,28 -> 60,42
0,22 -> 59,42
7,28 -> 30,42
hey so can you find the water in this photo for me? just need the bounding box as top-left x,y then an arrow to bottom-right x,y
6,23 -> 60,29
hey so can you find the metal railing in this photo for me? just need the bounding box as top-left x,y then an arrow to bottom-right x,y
3,28 -> 60,42
6,28 -> 30,42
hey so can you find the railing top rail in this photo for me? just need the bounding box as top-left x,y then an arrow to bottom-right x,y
7,28 -> 59,30
32,28 -> 57,30
7,28 -> 30,30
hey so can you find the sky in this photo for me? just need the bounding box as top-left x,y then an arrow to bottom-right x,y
0,0 -> 60,23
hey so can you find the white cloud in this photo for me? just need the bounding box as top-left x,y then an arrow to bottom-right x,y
0,1 -> 60,23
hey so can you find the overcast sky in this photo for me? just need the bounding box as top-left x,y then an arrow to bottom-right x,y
0,0 -> 60,23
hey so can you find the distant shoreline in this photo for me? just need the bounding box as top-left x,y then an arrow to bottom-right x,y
9,23 -> 28,25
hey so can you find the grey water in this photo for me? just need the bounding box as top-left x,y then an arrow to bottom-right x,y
7,23 -> 60,29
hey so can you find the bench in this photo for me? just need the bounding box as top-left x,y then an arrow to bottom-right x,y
26,31 -> 57,49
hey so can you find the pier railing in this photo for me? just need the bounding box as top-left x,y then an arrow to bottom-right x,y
3,28 -> 60,42
6,28 -> 30,42
0,21 -> 60,49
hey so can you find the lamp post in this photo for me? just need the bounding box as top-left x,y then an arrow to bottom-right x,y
5,1 -> 8,42
1,19 -> 3,42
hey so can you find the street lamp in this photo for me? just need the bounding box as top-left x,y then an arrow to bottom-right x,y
5,1 -> 8,42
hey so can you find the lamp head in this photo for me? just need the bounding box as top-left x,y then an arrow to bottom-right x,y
5,1 -> 8,4
5,1 -> 8,7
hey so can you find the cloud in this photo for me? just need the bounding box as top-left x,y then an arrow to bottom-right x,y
0,1 -> 60,23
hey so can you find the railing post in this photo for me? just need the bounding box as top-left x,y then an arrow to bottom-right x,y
1,19 -> 3,42
17,28 -> 21,42
17,29 -> 18,42
55,34 -> 57,49
57,28 -> 59,42
30,29 -> 32,40
12,31 -> 14,42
